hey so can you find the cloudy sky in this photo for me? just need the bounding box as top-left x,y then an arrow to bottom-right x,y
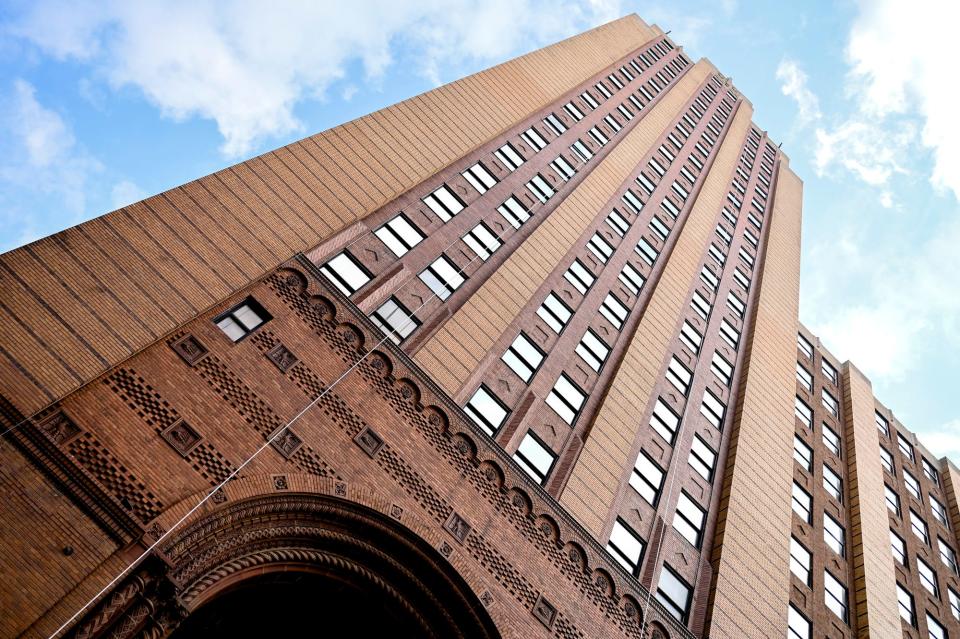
2,0 -> 958,458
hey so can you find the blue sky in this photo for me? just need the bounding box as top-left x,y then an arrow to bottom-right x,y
2,1 -> 958,457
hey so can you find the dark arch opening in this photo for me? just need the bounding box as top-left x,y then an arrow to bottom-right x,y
162,492 -> 500,639
170,569 -> 424,638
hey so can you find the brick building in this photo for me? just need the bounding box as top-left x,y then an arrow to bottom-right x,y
0,12 -> 955,639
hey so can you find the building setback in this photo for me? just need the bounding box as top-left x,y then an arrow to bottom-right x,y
0,12 -> 955,639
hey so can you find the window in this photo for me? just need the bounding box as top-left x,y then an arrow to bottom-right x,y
718,319 -> 740,350
733,268 -> 751,292
666,356 -> 692,395
821,389 -> 839,418
680,321 -> 702,354
821,359 -> 838,384
374,214 -> 424,257
495,142 -> 524,171
788,605 -> 811,639
951,588 -> 960,621
588,126 -> 609,147
798,333 -> 813,359
550,155 -> 576,181
544,113 -> 567,136
462,222 -> 501,261
656,565 -> 692,623
564,259 -> 595,295
563,101 -> 584,122
793,436 -> 812,471
796,363 -> 812,391
580,91 -> 600,109
891,529 -> 906,565
792,482 -> 812,523
215,297 -> 270,342
824,571 -> 848,623
823,465 -> 842,502
700,265 -> 720,291
370,297 -> 419,344
691,290 -> 712,321
497,195 -> 530,229
636,237 -> 659,265
689,435 -> 717,482
423,184 -> 465,222
673,492 -> 706,547
823,424 -> 841,457
940,539 -> 959,575
727,291 -> 745,319
619,263 -> 645,295
795,397 -> 812,428
876,411 -> 890,436
918,557 -> 940,598
526,173 -> 555,203
513,432 -> 555,484
711,351 -> 734,386
462,162 -> 498,194
885,484 -> 901,516
912,510 -> 930,545
700,390 -> 726,430
607,519 -> 645,576
790,537 -> 812,585
576,329 -> 609,372
932,496 -> 949,527
587,232 -> 614,263
824,513 -> 845,557
537,293 -> 572,333
924,458 -> 941,486
502,333 -> 544,383
622,190 -> 644,214
599,293 -> 629,330
319,251 -> 371,296
898,432 -> 915,461
904,470 -> 921,500
546,374 -> 586,425
897,583 -> 915,626
880,446 -> 895,475
651,398 -> 680,444
521,127 -> 547,152
650,216 -> 670,241
571,139 -> 592,163
607,209 -> 631,236
419,255 -> 465,301
464,386 -> 509,436
928,613 -> 947,639
631,449 -> 665,505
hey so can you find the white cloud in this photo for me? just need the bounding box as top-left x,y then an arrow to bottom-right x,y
6,0 -> 624,158
814,0 -> 960,199
775,59 -> 820,126
814,119 -> 913,186
922,419 -> 960,461
110,180 -> 146,210
0,79 -> 100,221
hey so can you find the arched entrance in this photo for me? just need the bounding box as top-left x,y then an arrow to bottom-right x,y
161,492 -> 499,639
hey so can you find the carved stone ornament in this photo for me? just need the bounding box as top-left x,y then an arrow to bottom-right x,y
272,475 -> 289,491
211,489 -> 227,504
443,511 -> 472,544
170,334 -> 209,366
389,504 -> 403,520
532,594 -> 557,629
353,426 -> 384,458
266,343 -> 299,373
160,419 -> 203,457
270,428 -> 303,459
37,410 -> 81,445
480,591 -> 494,607
334,481 -> 347,497
439,541 -> 453,558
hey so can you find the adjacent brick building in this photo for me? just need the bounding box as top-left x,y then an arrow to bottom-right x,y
0,12 -> 955,639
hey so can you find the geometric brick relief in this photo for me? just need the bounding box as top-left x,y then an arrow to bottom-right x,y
193,355 -> 283,438
36,410 -> 81,445
270,427 -> 303,459
189,442 -> 237,486
169,333 -> 210,366
106,368 -> 179,433
66,432 -> 164,523
291,445 -> 339,480
160,419 -> 203,457
265,343 -> 299,373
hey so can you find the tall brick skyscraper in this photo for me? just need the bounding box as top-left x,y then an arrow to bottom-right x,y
1,13 -> 957,639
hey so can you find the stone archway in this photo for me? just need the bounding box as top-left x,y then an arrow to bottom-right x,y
160,492 -> 500,639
